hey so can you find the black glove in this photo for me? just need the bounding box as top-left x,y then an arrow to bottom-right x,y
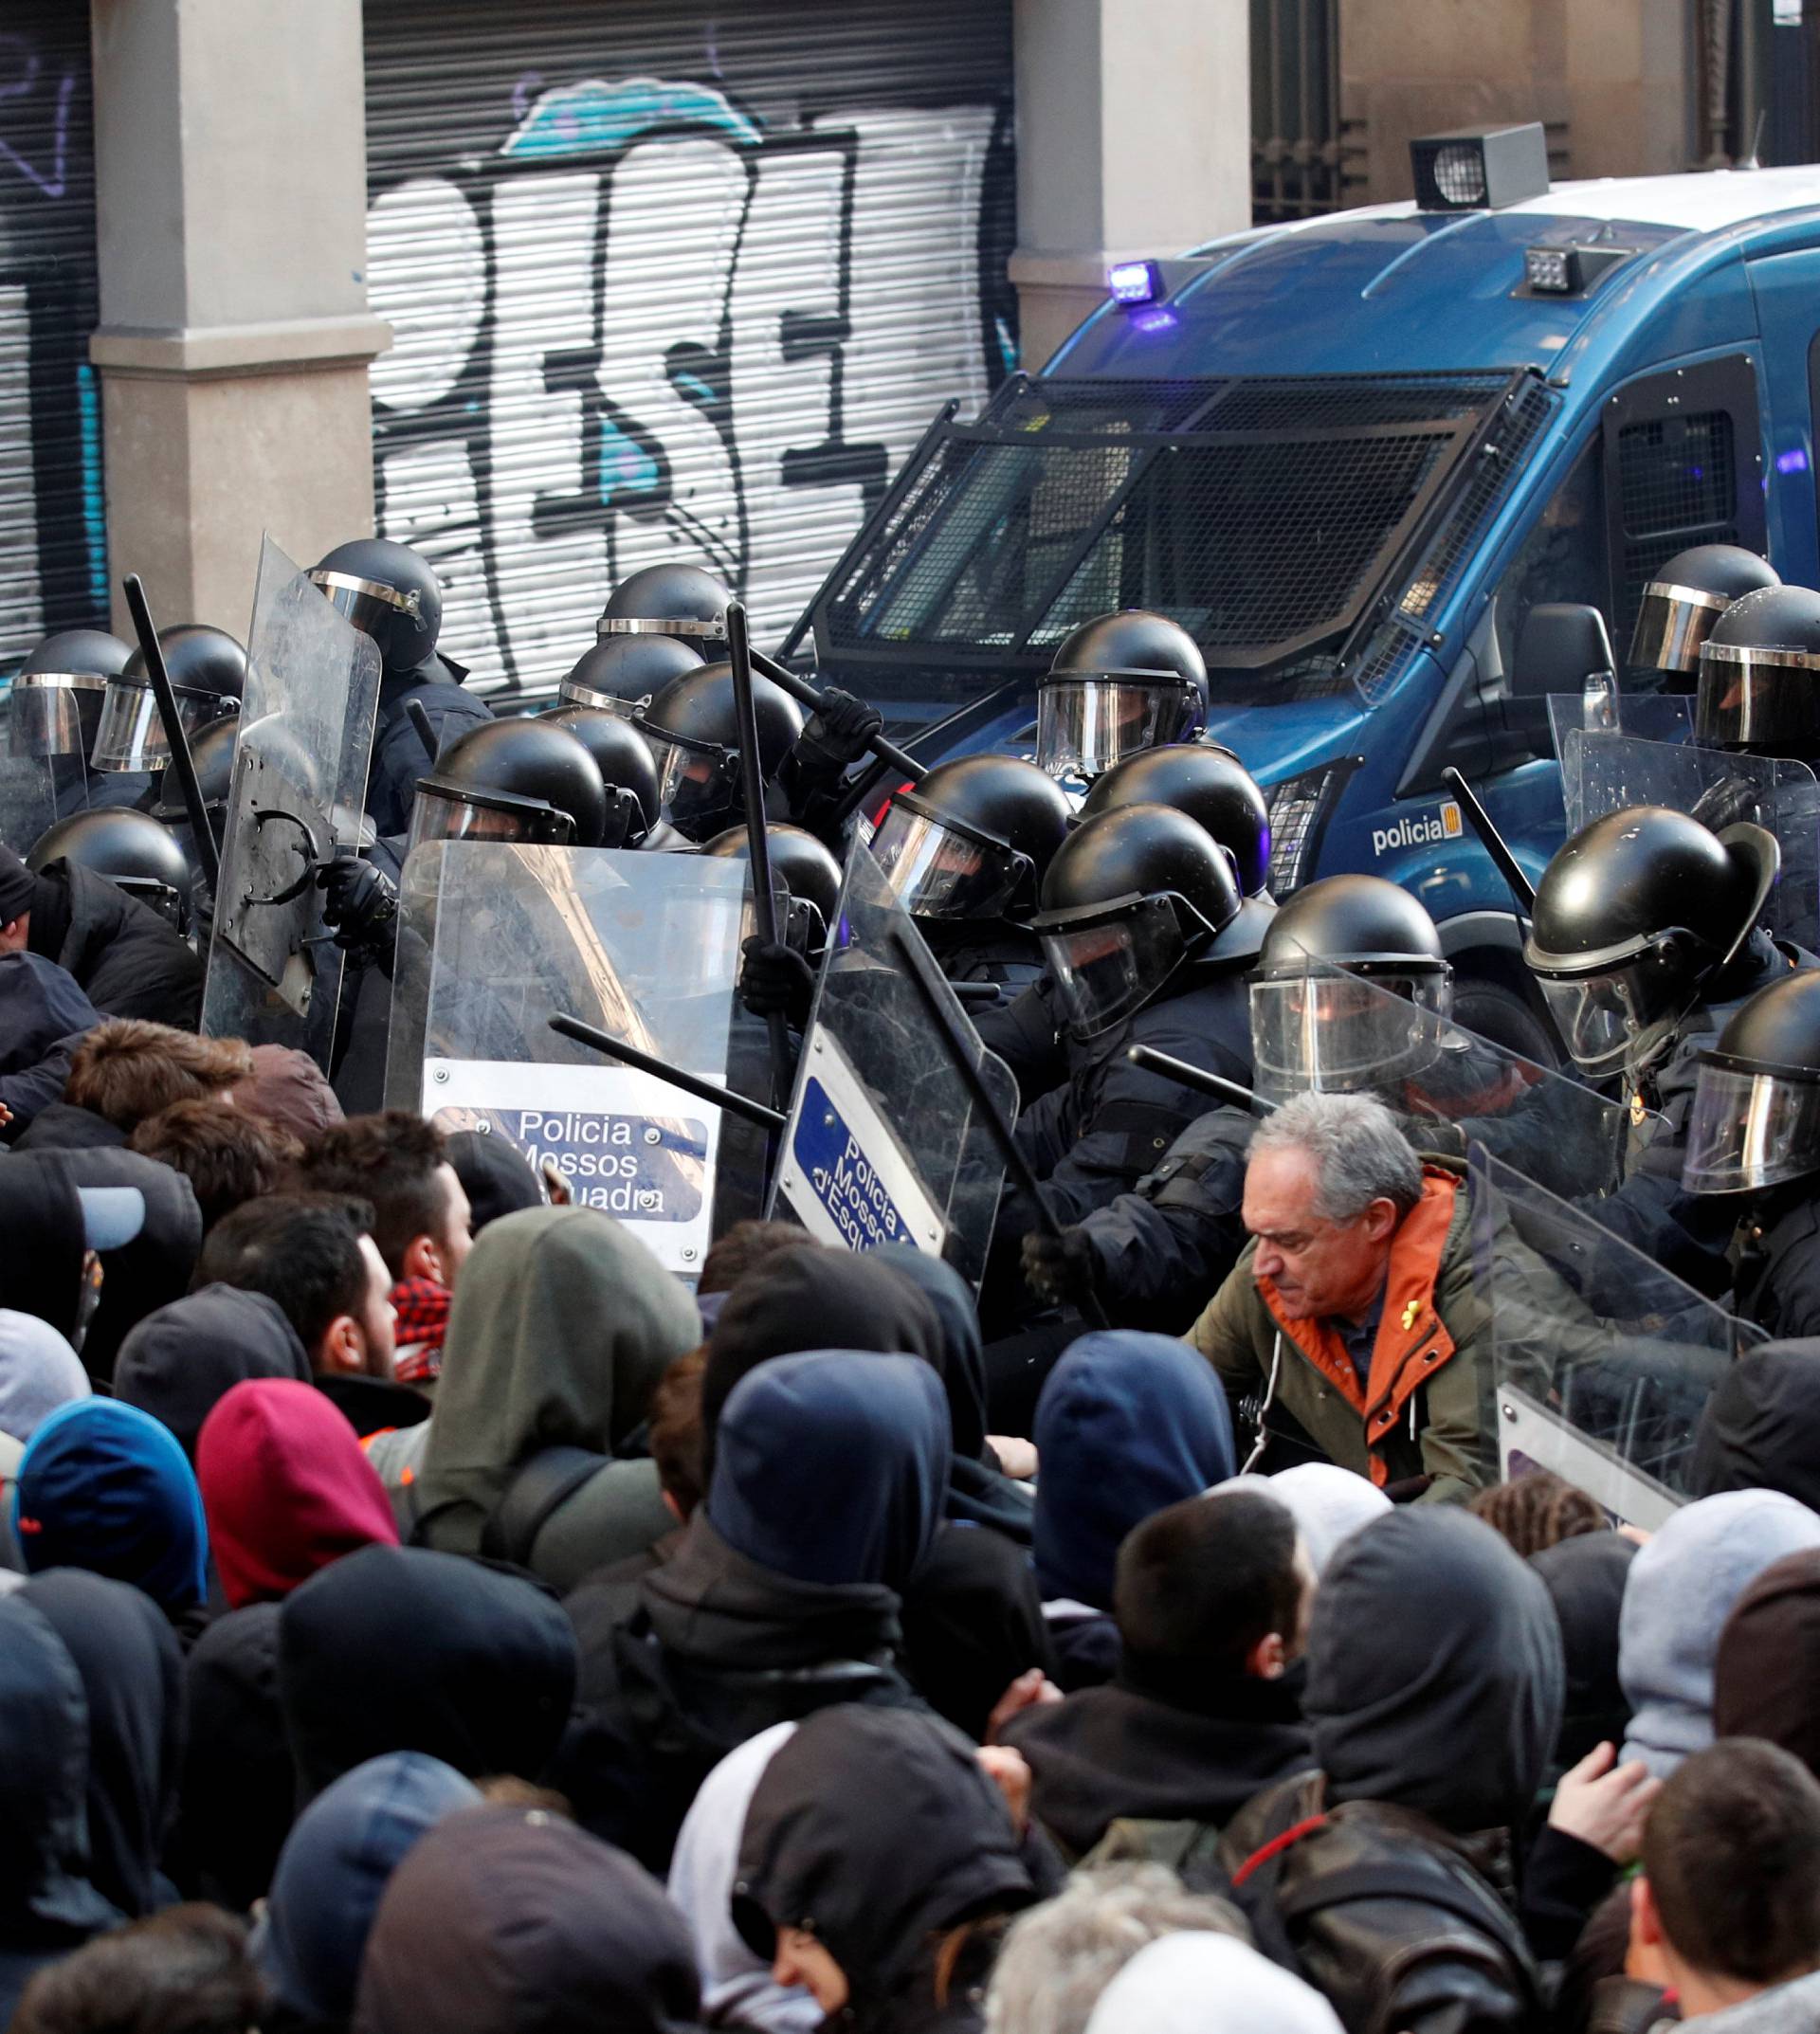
317,853 -> 398,963
1021,1226 -> 1101,1309
738,935 -> 815,1027
792,686 -> 882,778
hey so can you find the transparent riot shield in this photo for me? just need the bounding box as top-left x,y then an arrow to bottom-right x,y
0,753 -> 61,858
1470,1148 -> 1763,1529
1548,690 -> 1692,770
1250,953 -> 1645,1198
766,842 -> 1018,1290
383,843 -> 759,1276
200,536 -> 382,1066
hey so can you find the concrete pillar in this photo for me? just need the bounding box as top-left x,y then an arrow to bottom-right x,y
88,0 -> 389,639
1010,0 -> 1252,370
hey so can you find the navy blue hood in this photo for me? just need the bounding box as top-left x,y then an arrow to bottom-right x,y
0,952 -> 97,1075
1033,1332 -> 1236,1610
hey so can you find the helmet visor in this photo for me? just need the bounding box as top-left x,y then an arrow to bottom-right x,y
871,805 -> 1019,921
558,677 -> 646,719
1695,645 -> 1820,751
406,785 -> 575,853
1036,680 -> 1183,779
642,732 -> 735,834
1041,896 -> 1188,1040
90,680 -> 221,773
308,568 -> 423,645
1250,971 -> 1452,1098
1682,1062 -> 1820,1194
1534,963 -> 1666,1075
9,676 -> 101,759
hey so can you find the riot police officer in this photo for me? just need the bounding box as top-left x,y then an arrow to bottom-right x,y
1078,741 -> 1272,898
27,808 -> 194,935
90,625 -> 245,814
1034,610 -> 1209,781
1682,970 -> 1820,1338
8,628 -> 134,820
597,560 -> 734,646
1693,582 -> 1820,764
633,660 -> 805,844
541,704 -> 663,847
703,822 -> 843,965
311,537 -> 492,840
1629,542 -> 1781,689
1524,803 -> 1799,1286
557,632 -> 703,722
870,754 -> 1071,991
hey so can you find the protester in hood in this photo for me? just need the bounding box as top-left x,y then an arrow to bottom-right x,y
279,1542 -> 578,1801
1534,1531 -> 1639,1779
699,1245 -> 947,1477
13,1397 -> 209,1627
0,1593 -> 121,2025
693,1221 -> 818,1335
354,1803 -> 701,2034
1031,1331 -> 1235,1688
1467,1469 -> 1606,1559
1629,1739 -> 1820,2030
197,1379 -> 398,1610
175,1603 -> 291,1913
1690,1340 -> 1820,1511
1082,1932 -> 1344,2034
985,1864 -> 1247,2034
734,1706 -> 1040,2034
667,1723 -> 819,2034
555,1351 -> 949,1872
21,1570 -> 183,1926
114,1285 -> 315,1459
411,1206 -> 697,1585
254,1751 -> 482,2033
441,1128 -> 541,1235
231,1042 -> 344,1146
11,1902 -> 264,2034
1216,1510 -> 1560,2034
1005,1489 -> 1314,1863
0,951 -> 98,1139
1209,1463 -> 1389,1578
1619,1488 -> 1820,1779
0,1311 -> 89,1568
1714,1548 -> 1820,1778
129,1099 -> 301,1232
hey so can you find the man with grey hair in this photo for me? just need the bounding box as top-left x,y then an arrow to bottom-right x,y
1186,1090 -> 1494,1503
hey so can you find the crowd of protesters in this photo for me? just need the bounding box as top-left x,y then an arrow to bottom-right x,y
6,1013 -> 1820,2034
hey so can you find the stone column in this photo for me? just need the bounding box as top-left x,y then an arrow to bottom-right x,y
1010,0 -> 1253,370
88,0 -> 389,638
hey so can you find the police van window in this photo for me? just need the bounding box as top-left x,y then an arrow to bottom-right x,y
1485,437 -> 1609,683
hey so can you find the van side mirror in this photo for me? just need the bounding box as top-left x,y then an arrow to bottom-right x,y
1513,603 -> 1614,696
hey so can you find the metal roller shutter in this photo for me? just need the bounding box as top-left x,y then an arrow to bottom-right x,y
362,0 -> 1016,696
0,4 -> 105,671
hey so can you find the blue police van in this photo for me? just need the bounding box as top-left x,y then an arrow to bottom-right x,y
796,132 -> 1820,1054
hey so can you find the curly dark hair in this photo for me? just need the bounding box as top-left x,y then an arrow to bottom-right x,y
1467,1469 -> 1605,1559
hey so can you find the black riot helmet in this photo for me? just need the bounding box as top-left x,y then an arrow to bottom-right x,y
543,704 -> 661,847
1684,971 -> 1820,1194
152,712 -> 239,844
1080,743 -> 1271,897
408,717 -> 609,852
1525,806 -> 1779,1075
310,537 -> 442,672
1249,874 -> 1452,1095
871,754 -> 1072,925
1694,584 -> 1820,754
632,660 -> 804,844
9,628 -> 134,762
597,562 -> 732,647
557,632 -> 702,720
1028,802 -> 1243,1040
1629,543 -> 1781,680
27,806 -> 192,930
703,822 -> 844,960
1036,610 -> 1210,781
92,626 -> 246,774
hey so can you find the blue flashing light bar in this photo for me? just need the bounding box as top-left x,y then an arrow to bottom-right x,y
1108,260 -> 1162,307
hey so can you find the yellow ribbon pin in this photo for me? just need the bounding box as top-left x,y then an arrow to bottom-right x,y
1400,1298 -> 1421,1332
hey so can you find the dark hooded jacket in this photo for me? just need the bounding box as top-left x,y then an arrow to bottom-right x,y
1531,1533 -> 1637,1777
27,858 -> 204,1029
443,1128 -> 543,1233
9,1099 -> 131,1152
21,1571 -> 185,1923
412,1207 -> 698,1588
1714,1547 -> 1820,1780
174,1601 -> 288,1911
734,1706 -> 1039,2034
1218,1509 -> 1562,2034
1691,1340 -> 1820,1511
278,1542 -> 578,1802
0,1595 -> 121,2025
353,1803 -> 701,2034
256,1751 -> 482,2032
0,952 -> 98,1136
114,1284 -> 315,1459
555,1353 -> 949,1872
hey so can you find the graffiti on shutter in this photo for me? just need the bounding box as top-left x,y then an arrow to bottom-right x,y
368,76 -> 1012,693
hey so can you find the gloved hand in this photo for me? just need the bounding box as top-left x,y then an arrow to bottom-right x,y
317,853 -> 398,963
792,686 -> 882,778
1021,1226 -> 1101,1309
738,935 -> 815,1027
